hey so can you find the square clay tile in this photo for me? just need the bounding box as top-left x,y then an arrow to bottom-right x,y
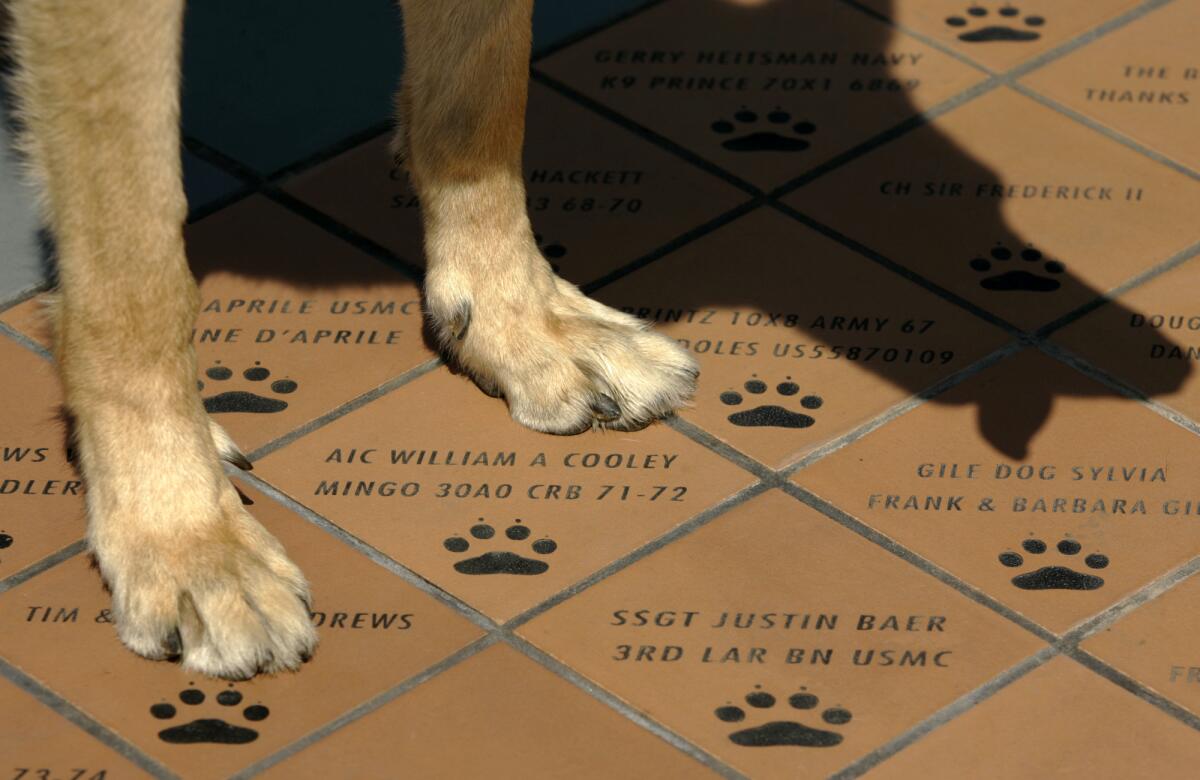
0,676 -> 151,779
595,208 -> 1009,467
0,483 -> 482,780
1022,1 -> 1200,174
1052,256 -> 1200,424
255,367 -> 756,623
535,0 -> 986,191
868,656 -> 1200,779
859,0 -> 1144,73
1082,572 -> 1200,720
796,350 -> 1200,635
517,490 -> 1043,778
185,196 -> 434,453
788,87 -> 1200,331
283,82 -> 748,287
0,296 -> 52,349
262,643 -> 715,779
0,338 -> 85,577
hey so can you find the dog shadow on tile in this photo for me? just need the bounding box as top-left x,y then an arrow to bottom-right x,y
174,0 -> 1198,459
6,0 -> 1193,462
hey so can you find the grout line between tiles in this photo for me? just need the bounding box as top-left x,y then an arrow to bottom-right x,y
264,120 -> 394,184
530,70 -> 762,198
829,645 -> 1060,779
1065,647 -> 1200,731
230,468 -> 496,633
1038,340 -> 1200,437
1062,552 -> 1200,647
505,480 -> 774,630
1004,0 -> 1179,83
661,415 -> 776,480
245,357 -> 443,463
0,282 -> 49,317
581,196 -> 764,294
501,631 -> 749,780
0,539 -> 86,595
1037,241 -> 1200,338
262,187 -> 427,282
0,319 -> 50,360
230,634 -> 500,779
781,483 -> 1059,644
781,340 -> 1025,477
0,655 -> 179,780
770,74 -> 1002,197
767,200 -> 1024,337
183,135 -> 426,283
185,184 -> 256,225
1008,81 -> 1200,183
835,0 -> 1000,76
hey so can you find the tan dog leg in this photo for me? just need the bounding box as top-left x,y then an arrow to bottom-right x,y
398,0 -> 698,433
10,0 -> 315,678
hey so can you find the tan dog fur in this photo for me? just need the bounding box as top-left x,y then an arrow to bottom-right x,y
6,0 -> 696,678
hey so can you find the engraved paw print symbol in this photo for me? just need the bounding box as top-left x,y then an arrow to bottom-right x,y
443,519 -> 557,575
720,376 -> 823,429
711,108 -> 817,152
969,243 -> 1065,292
199,361 -> 298,414
946,5 -> 1045,42
150,685 -> 269,744
999,538 -> 1109,590
715,686 -> 851,747
535,233 -> 567,273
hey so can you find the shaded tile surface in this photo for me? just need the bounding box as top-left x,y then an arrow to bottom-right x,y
537,0 -> 987,190
2,0 -> 1199,777
185,196 -> 432,453
284,82 -> 746,287
1053,254 -> 1200,420
595,208 -> 1009,466
180,0 -> 405,176
790,87 -> 1200,331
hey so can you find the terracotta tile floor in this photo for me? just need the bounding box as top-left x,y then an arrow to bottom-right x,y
3,1 -> 1200,777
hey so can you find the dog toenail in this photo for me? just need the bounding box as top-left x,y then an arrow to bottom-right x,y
592,394 -> 621,421
226,451 -> 253,471
164,629 -> 182,657
450,303 -> 472,341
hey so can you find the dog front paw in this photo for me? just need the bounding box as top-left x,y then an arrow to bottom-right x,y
427,262 -> 698,434
96,486 -> 316,679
